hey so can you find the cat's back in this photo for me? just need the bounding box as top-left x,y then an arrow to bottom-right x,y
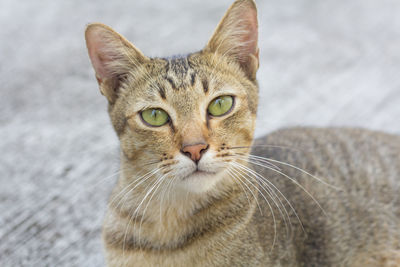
254,127 -> 400,188
251,128 -> 400,266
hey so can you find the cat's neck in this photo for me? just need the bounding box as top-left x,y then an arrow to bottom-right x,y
104,159 -> 258,250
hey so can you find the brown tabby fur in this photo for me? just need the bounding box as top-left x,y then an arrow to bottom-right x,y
85,0 -> 400,266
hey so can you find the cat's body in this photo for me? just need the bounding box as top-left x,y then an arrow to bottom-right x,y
85,1 -> 400,266
251,128 -> 400,266
103,128 -> 400,266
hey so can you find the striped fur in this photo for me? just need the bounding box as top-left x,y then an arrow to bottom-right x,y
85,0 -> 400,266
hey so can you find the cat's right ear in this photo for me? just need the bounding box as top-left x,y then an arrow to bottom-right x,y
85,23 -> 148,103
205,0 -> 259,80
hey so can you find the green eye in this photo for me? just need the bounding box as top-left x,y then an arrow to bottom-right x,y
141,108 -> 169,127
207,95 -> 234,117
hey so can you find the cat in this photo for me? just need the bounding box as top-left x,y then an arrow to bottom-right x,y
85,0 -> 400,266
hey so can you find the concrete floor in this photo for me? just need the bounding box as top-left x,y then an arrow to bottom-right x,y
0,0 -> 399,265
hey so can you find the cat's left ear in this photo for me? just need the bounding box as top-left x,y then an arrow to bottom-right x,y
85,23 -> 148,103
205,0 -> 259,80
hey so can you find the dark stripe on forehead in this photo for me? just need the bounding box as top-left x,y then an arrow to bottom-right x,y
202,78 -> 209,93
166,77 -> 177,90
163,55 -> 193,90
158,86 -> 166,99
190,72 -> 196,86
165,59 -> 170,73
163,59 -> 177,90
187,54 -> 196,69
170,57 -> 189,75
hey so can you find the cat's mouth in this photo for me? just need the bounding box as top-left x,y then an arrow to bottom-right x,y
185,170 -> 217,179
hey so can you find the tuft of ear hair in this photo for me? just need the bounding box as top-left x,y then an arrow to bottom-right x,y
205,0 -> 259,80
85,23 -> 148,103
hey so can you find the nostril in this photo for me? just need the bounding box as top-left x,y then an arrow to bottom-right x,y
200,144 -> 209,155
181,143 -> 209,162
182,151 -> 191,159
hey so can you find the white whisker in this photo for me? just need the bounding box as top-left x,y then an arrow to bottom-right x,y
112,168 -> 162,213
122,173 -> 164,263
229,162 -> 277,251
239,157 -> 328,218
233,159 -> 304,236
227,164 -> 263,215
137,173 -> 169,246
233,160 -> 291,236
226,166 -> 253,209
249,154 -> 341,190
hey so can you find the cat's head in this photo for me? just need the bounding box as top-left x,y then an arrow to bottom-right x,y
85,0 -> 259,194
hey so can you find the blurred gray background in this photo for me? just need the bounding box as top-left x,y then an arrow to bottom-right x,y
1,0 -> 399,266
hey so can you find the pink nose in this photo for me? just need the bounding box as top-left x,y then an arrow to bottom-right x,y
181,143 -> 209,162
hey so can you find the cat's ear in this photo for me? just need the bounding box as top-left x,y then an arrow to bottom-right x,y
205,0 -> 259,80
85,23 -> 148,103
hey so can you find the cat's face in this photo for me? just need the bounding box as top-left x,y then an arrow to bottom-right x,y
116,53 -> 257,193
86,0 -> 259,194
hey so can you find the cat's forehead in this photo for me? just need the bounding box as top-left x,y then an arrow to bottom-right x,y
165,56 -> 192,82
151,54 -> 210,89
139,55 -> 222,100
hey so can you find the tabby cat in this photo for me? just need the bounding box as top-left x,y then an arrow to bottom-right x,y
85,0 -> 400,266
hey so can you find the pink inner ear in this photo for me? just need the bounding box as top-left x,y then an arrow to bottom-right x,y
86,30 -> 114,81
239,7 -> 258,61
91,52 -> 109,82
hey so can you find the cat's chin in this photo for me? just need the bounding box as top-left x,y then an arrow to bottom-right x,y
178,170 -> 224,194
186,170 -> 216,179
